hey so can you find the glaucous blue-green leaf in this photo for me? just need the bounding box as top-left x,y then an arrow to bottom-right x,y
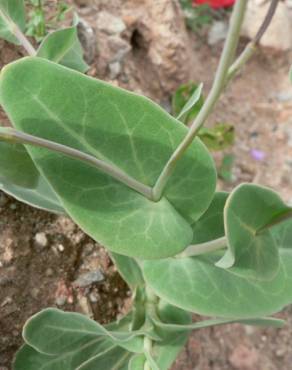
110,253 -> 144,289
191,191 -> 228,244
23,308 -> 144,354
217,184 -> 292,281
176,83 -> 203,121
172,82 -> 204,125
0,57 -> 216,259
37,26 -> 89,73
0,0 -> 25,44
0,141 -> 64,213
143,248 -> 292,318
13,342 -> 131,370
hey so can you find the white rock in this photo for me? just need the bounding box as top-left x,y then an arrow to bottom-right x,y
34,232 -> 48,248
208,21 -> 228,45
96,11 -> 126,35
241,1 -> 292,50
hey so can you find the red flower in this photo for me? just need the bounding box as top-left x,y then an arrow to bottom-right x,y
193,0 -> 235,9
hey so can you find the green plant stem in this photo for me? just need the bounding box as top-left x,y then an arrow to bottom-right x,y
227,0 -> 279,82
0,127 -> 154,200
152,0 -> 247,201
144,337 -> 153,370
0,9 -> 36,56
226,41 -> 256,82
143,287 -> 158,370
177,236 -> 227,258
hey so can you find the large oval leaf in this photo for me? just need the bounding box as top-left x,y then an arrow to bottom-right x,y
143,249 -> 292,318
218,184 -> 291,280
0,141 -> 64,213
0,57 -> 216,259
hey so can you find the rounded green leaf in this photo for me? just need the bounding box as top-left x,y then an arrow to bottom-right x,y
143,249 -> 292,318
218,184 -> 291,280
0,57 -> 216,259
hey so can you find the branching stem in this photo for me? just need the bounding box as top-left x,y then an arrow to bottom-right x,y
177,236 -> 227,258
226,0 -> 279,81
152,0 -> 247,201
0,127 -> 153,200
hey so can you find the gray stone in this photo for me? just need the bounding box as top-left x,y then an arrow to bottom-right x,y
73,270 -> 104,288
96,11 -> 126,35
208,21 -> 228,46
109,61 -> 121,79
241,1 -> 292,50
77,18 -> 96,64
108,35 -> 131,63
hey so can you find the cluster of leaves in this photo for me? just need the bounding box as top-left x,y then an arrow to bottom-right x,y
0,1 -> 292,370
25,0 -> 72,41
179,0 -> 214,31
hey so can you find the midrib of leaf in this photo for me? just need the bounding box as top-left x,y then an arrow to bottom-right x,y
110,100 -> 148,183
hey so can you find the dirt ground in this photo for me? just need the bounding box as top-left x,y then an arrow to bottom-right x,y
1,1 -> 292,369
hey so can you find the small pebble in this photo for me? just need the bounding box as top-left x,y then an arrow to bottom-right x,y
57,244 -> 65,252
73,270 -> 104,288
45,268 -> 54,277
276,348 -> 286,357
34,232 -> 48,248
89,292 -> 99,303
30,288 -> 40,299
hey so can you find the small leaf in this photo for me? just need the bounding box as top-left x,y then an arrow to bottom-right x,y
37,26 -> 89,73
198,123 -> 235,151
143,248 -> 292,318
172,82 -> 204,125
217,184 -> 291,281
0,0 -> 25,44
176,83 -> 203,121
23,308 -> 144,355
0,57 -> 217,259
191,191 -> 228,244
0,141 -> 64,213
110,253 -> 144,289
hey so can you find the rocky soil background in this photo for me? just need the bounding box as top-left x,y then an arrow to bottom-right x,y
1,0 -> 292,369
